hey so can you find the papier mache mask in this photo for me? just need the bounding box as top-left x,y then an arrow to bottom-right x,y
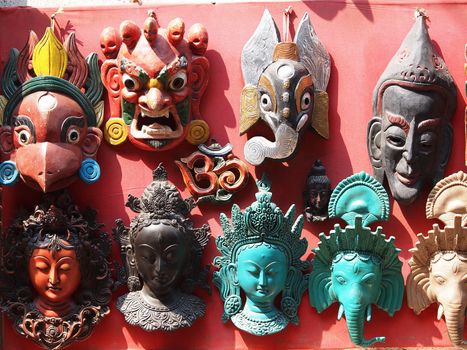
240,9 -> 330,165
213,175 -> 308,336
367,10 -> 457,205
100,11 -> 210,151
0,24 -> 104,192
113,163 -> 210,331
406,171 -> 467,347
309,172 -> 404,347
175,142 -> 249,203
0,192 -> 112,350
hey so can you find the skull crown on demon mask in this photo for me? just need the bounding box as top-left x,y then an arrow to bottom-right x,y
308,172 -> 404,347
406,171 -> 467,347
367,10 -> 457,205
240,9 -> 330,166
0,19 -> 104,192
113,163 -> 210,331
213,175 -> 309,336
100,10 -> 210,151
0,192 -> 112,350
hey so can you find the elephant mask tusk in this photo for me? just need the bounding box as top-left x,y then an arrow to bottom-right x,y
437,304 -> 444,321
337,304 -> 344,320
366,304 -> 372,322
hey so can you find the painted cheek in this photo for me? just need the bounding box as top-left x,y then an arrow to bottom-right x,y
121,88 -> 140,104
172,88 -> 191,104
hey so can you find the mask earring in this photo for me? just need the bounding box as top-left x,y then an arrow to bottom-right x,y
79,158 -> 100,184
0,160 -> 19,186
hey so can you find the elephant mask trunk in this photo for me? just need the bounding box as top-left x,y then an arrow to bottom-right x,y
244,123 -> 298,165
344,304 -> 385,347
441,302 -> 466,346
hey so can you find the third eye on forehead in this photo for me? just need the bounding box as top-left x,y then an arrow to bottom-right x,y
277,64 -> 295,79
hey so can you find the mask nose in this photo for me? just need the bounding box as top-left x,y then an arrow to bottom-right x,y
139,88 -> 172,112
15,143 -> 81,192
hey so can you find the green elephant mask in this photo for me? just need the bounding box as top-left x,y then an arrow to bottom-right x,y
308,172 -> 404,347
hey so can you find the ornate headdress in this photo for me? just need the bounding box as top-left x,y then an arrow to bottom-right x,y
214,175 -> 308,323
1,23 -> 103,127
372,10 -> 457,118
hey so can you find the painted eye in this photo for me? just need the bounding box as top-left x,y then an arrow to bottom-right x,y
17,129 -> 32,146
336,276 -> 346,285
168,71 -> 188,91
387,135 -> 405,147
260,93 -> 273,112
122,73 -> 141,91
301,92 -> 312,110
434,276 -> 446,285
66,128 -> 80,144
420,132 -> 436,151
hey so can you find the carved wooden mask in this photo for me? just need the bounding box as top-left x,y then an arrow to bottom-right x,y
114,163 -> 210,331
240,10 -> 330,165
0,192 -> 112,350
0,26 -> 103,192
406,171 -> 467,347
100,11 -> 210,151
367,11 -> 457,205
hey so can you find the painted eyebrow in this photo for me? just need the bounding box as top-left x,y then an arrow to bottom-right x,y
120,58 -> 150,81
60,116 -> 85,142
14,115 -> 37,141
417,118 -> 440,132
386,112 -> 409,134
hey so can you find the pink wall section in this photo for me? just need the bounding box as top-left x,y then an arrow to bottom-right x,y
0,1 -> 466,349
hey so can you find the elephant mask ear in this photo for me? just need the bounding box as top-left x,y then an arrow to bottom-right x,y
241,9 -> 279,86
308,261 -> 336,313
406,266 -> 433,314
376,266 -> 404,316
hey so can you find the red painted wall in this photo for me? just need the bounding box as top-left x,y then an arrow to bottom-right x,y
0,1 -> 466,349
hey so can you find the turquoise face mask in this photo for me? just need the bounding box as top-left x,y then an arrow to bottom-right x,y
214,175 -> 308,336
235,243 -> 288,311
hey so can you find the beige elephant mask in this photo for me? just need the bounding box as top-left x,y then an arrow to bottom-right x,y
407,171 -> 467,347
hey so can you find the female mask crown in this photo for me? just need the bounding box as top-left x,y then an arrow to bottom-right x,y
213,174 -> 308,336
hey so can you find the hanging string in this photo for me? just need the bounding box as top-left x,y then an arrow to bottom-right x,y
282,6 -> 293,42
50,7 -> 64,33
414,8 -> 427,20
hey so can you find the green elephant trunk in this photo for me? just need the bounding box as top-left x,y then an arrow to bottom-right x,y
344,305 -> 385,347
